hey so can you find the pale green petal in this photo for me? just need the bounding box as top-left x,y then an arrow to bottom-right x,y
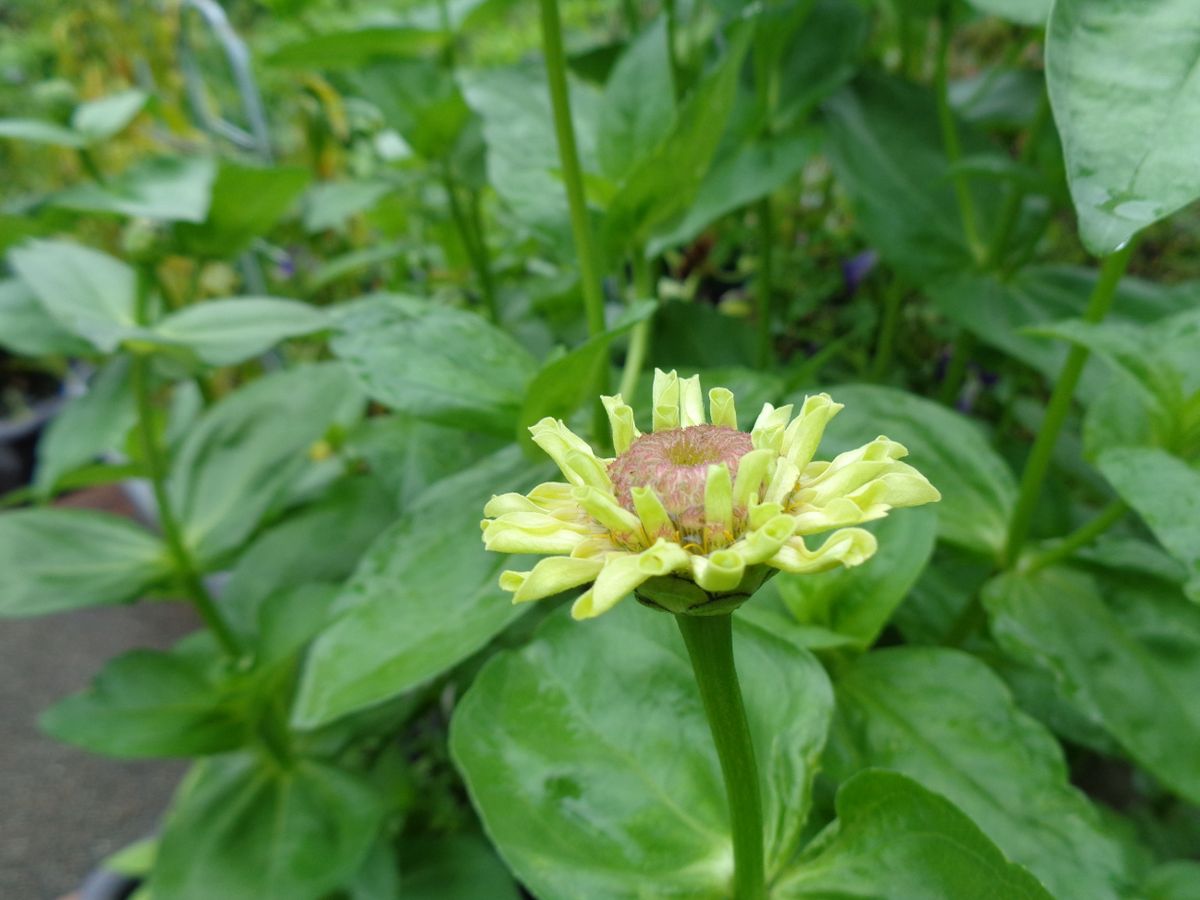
601,394 -> 641,454
768,527 -> 878,573
763,458 -> 800,505
732,448 -> 774,507
751,402 -> 794,452
791,467 -> 941,535
571,541 -> 690,619
483,492 -> 540,517
704,464 -> 733,532
529,418 -> 612,490
679,374 -> 706,427
748,500 -> 783,529
631,486 -> 677,541
791,498 -> 874,535
797,436 -> 909,504
652,369 -> 681,431
781,393 -> 843,469
573,485 -> 643,541
708,387 -> 737,428
482,512 -> 590,554
691,549 -> 745,592
734,514 -> 798,565
501,556 -> 605,603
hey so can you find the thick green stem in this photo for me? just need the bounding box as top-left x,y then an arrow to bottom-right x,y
618,251 -> 654,400
538,0 -> 607,342
1025,499 -> 1127,574
132,271 -> 241,658
676,614 -> 765,900
934,9 -> 984,264
869,279 -> 904,381
441,167 -> 499,323
1003,242 -> 1135,567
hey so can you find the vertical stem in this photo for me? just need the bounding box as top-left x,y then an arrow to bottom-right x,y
985,88 -> 1051,270
869,279 -> 904,381
676,614 -> 766,900
938,331 -> 974,407
663,0 -> 683,99
1002,243 -> 1135,567
934,8 -> 984,264
755,197 -> 775,369
538,0 -> 607,341
132,269 -> 241,658
1025,499 -> 1127,574
618,250 -> 654,399
441,167 -> 499,322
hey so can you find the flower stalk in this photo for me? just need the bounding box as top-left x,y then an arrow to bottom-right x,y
676,612 -> 766,900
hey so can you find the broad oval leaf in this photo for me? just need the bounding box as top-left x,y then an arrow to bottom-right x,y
51,156 -> 216,223
775,770 -> 1052,899
292,448 -> 546,728
804,384 -> 1017,558
331,294 -> 536,436
985,565 -> 1200,805
176,160 -> 311,258
451,602 -> 834,899
0,508 -> 170,617
0,277 -> 92,357
70,89 -> 148,142
967,0 -> 1049,26
150,753 -> 382,900
151,298 -> 330,366
596,17 -> 676,182
1047,0 -> 1200,254
828,648 -> 1140,899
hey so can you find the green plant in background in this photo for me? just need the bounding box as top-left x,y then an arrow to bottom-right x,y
0,0 -> 1198,898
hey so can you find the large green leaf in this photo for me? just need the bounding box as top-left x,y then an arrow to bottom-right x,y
966,0 -> 1049,26
331,295 -> 536,436
176,161 -> 311,258
40,647 -> 246,758
0,277 -> 91,356
292,448 -> 544,728
772,0 -> 870,129
71,89 -> 148,142
0,508 -> 170,617
0,118 -> 85,147
1097,447 -> 1200,600
766,506 -> 936,648
34,358 -> 137,495
167,363 -> 363,565
265,26 -> 444,68
151,298 -> 330,366
301,179 -> 394,233
985,566 -> 1200,804
774,770 -> 1051,899
346,60 -> 471,162
828,648 -> 1140,899
451,601 -> 833,899
1046,0 -> 1200,254
52,156 -> 216,223
595,17 -> 675,182
8,239 -> 137,352
805,384 -> 1017,558
150,754 -> 382,900
397,836 -> 521,900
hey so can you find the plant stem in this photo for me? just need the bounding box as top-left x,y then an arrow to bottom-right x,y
869,278 -> 904,381
676,614 -> 765,900
663,0 -> 682,99
132,270 -> 241,658
619,251 -> 654,399
934,8 -> 984,264
938,331 -> 974,407
1002,242 -> 1135,567
755,197 -> 775,369
538,0 -> 607,342
1025,499 -> 1127,574
984,88 -> 1051,270
440,167 -> 499,323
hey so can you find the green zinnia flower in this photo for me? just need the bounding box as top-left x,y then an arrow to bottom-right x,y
482,369 -> 940,619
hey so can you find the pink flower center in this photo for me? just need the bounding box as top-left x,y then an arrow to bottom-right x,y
609,426 -> 754,533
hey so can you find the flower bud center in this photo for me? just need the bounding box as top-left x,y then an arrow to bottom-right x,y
609,425 -> 753,521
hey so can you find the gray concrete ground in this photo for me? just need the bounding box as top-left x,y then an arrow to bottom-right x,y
1,487 -> 198,899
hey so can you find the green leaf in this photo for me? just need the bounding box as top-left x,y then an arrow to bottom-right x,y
806,384 -> 1017,558
823,72 -> 1000,280
40,648 -> 246,757
292,449 -> 545,727
966,0 -> 1049,26
0,277 -> 91,356
451,602 -> 833,899
176,161 -> 311,258
1046,0 -> 1200,254
397,835 -> 521,900
0,118 -> 85,148
0,508 -> 169,617
331,295 -> 536,436
346,60 -> 471,162
1143,861 -> 1200,900
8,239 -> 137,352
1097,447 -> 1200,600
168,362 -> 363,565
766,506 -> 936,647
301,179 -> 394,233
150,754 -> 382,900
774,770 -> 1052,899
596,17 -> 675,181
984,565 -> 1200,804
34,358 -> 137,496
518,300 -> 656,444
772,0 -> 870,129
70,89 -> 148,142
828,648 -> 1140,899
265,26 -> 444,68
52,156 -> 216,223
151,298 -> 330,366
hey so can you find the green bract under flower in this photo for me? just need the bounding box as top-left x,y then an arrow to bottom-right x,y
481,369 -> 941,619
